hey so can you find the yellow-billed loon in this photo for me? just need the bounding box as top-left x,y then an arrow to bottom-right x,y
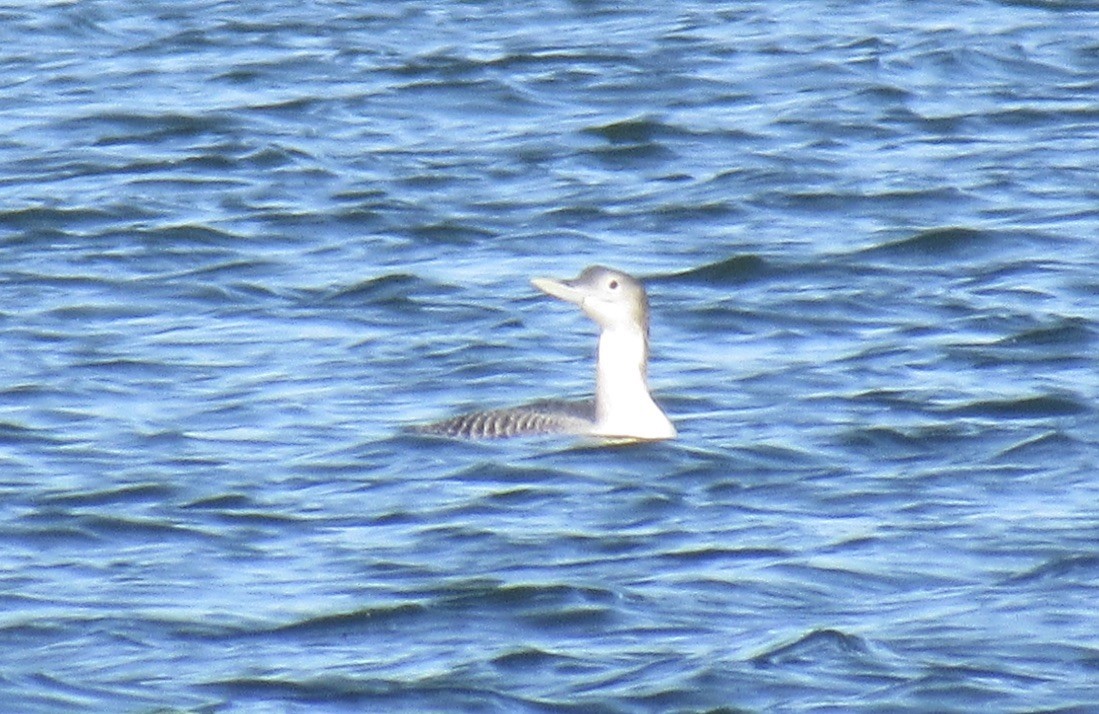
414,265 -> 676,441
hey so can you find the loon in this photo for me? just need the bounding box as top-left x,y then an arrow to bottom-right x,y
414,265 -> 677,441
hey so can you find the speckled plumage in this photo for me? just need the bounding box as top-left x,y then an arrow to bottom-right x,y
413,400 -> 595,439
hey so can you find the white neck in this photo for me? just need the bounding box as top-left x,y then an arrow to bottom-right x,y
592,324 -> 676,440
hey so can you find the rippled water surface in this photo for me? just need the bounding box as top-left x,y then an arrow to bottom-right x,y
2,1 -> 1098,711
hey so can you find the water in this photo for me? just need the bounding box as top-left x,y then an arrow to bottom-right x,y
2,0 -> 1098,711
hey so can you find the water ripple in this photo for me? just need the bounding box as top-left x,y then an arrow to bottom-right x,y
0,1 -> 1096,712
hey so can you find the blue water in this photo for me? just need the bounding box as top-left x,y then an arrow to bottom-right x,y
2,1 -> 1098,711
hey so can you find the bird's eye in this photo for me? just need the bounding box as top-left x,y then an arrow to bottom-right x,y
608,280 -> 619,290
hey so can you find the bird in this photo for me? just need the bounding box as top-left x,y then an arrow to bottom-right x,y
413,265 -> 676,441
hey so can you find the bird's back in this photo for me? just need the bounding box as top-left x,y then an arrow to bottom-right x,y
411,399 -> 595,439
